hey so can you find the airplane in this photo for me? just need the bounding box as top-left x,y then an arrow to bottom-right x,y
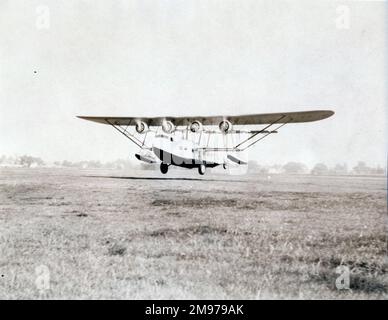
77,110 -> 334,175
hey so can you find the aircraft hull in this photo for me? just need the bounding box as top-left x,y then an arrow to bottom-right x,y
152,147 -> 219,168
152,136 -> 219,168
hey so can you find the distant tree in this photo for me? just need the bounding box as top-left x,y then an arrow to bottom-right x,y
268,164 -> 283,174
70,161 -> 82,168
258,166 -> 269,175
374,165 -> 386,175
62,160 -> 73,167
19,155 -> 44,167
19,155 -> 33,167
332,163 -> 348,175
311,163 -> 329,175
352,161 -> 370,175
87,161 -> 102,168
34,157 -> 44,166
364,164 -> 386,175
283,162 -> 308,174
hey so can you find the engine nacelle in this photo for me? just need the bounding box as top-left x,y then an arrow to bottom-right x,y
219,120 -> 232,133
135,121 -> 148,134
162,120 -> 175,134
190,120 -> 203,133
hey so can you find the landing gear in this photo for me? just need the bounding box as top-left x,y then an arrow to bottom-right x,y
223,163 -> 228,170
198,164 -> 206,175
160,163 -> 169,174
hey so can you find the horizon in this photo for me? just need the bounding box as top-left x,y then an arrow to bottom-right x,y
1,153 -> 386,172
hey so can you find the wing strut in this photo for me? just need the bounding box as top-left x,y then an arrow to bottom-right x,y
105,119 -> 150,149
240,119 -> 290,151
198,115 -> 290,152
235,115 -> 286,149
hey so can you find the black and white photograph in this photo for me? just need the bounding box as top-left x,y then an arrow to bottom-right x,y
0,0 -> 387,304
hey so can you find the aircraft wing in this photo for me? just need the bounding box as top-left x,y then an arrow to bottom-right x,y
77,110 -> 334,126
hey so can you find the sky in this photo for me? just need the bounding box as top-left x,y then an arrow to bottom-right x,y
0,0 -> 386,168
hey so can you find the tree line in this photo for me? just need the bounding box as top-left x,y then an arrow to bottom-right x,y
0,155 -> 386,176
247,160 -> 386,176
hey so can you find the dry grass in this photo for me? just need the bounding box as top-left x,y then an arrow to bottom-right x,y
0,168 -> 386,299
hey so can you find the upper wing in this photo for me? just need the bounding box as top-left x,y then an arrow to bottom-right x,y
77,109 -> 334,126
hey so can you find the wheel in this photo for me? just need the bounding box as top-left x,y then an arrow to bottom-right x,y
198,164 -> 206,175
223,163 -> 227,170
160,163 -> 168,174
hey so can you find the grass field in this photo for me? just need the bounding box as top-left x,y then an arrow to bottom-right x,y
0,167 -> 386,299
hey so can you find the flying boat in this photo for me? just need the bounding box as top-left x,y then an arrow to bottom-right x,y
78,110 -> 334,175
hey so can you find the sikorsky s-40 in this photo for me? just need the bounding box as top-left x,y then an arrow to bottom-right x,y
78,110 -> 334,175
